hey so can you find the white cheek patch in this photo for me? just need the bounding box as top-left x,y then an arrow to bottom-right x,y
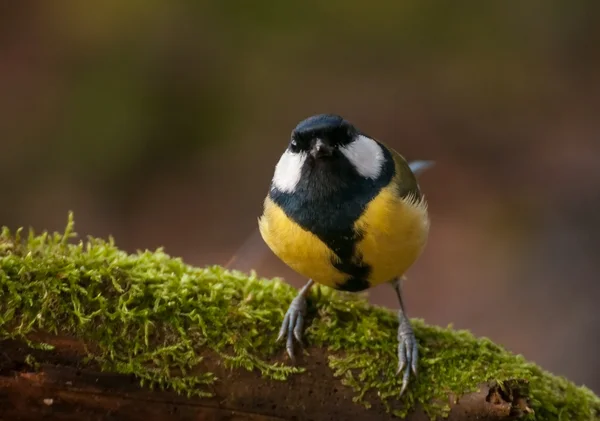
272,150 -> 308,193
340,134 -> 384,179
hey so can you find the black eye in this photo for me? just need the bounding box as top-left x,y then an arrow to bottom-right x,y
289,138 -> 299,152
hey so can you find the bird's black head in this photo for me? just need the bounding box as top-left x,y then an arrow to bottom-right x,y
271,113 -> 388,195
290,114 -> 357,158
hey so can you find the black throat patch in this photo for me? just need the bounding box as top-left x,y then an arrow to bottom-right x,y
269,142 -> 396,292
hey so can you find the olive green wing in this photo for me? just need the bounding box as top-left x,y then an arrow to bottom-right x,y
381,142 -> 432,200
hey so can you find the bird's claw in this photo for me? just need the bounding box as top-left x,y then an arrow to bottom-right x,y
397,319 -> 419,396
277,295 -> 307,363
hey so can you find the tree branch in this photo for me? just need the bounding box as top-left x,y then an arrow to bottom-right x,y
1,334 -> 526,421
0,214 -> 598,420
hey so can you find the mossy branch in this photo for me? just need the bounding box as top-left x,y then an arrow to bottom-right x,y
0,213 -> 598,420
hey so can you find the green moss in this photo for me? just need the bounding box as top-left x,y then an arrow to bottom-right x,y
0,213 -> 598,420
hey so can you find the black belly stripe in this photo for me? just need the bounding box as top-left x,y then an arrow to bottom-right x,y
269,141 -> 396,292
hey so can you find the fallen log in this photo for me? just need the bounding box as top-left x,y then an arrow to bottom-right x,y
1,334 -> 528,421
0,214 -> 598,420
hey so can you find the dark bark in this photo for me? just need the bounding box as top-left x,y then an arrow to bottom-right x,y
0,334 -> 529,421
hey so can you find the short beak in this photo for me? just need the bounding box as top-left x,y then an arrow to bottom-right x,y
311,139 -> 333,158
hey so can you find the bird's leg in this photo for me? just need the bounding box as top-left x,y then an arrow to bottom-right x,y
392,276 -> 418,396
277,279 -> 314,363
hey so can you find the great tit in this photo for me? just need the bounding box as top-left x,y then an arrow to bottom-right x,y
258,114 -> 433,395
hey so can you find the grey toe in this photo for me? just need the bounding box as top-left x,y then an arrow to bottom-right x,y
397,327 -> 419,396
278,295 -> 308,363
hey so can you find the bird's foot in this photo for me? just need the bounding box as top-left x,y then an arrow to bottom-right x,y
277,294 -> 308,363
396,314 -> 418,396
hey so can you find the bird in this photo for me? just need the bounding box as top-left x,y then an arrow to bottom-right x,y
257,113 -> 433,395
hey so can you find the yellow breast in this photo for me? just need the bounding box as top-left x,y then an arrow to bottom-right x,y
258,187 -> 429,290
353,186 -> 429,287
258,196 -> 348,287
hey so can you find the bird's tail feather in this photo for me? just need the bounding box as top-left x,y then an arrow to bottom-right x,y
409,160 -> 435,177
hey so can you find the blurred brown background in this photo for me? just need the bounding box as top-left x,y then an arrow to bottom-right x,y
1,1 -> 599,393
